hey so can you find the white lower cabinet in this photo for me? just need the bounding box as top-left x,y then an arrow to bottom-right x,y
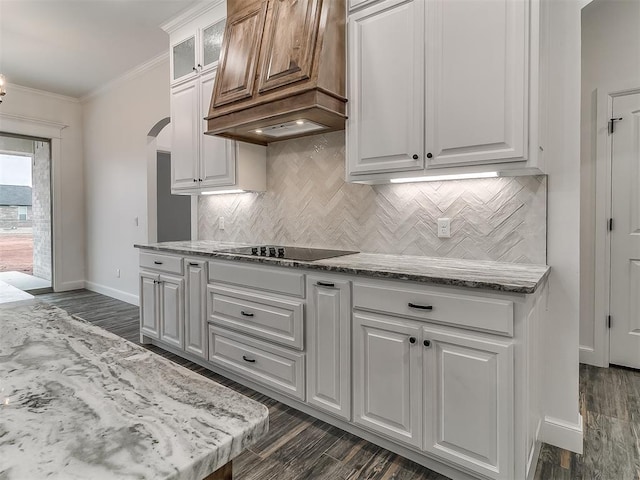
353,312 -> 514,479
306,276 -> 352,420
138,253 -> 543,480
158,274 -> 185,349
140,271 -> 160,339
422,326 -> 514,480
184,259 -> 208,358
139,270 -> 185,349
353,311 -> 423,448
209,325 -> 306,400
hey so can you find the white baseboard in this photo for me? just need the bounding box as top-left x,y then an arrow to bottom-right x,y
85,281 -> 139,306
580,345 -> 605,367
55,280 -> 85,291
540,414 -> 583,454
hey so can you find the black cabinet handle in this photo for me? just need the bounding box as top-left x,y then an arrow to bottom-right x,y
189,262 -> 199,266
154,261 -> 163,265
409,337 -> 416,344
242,355 -> 256,363
317,281 -> 335,288
193,179 -> 197,182
192,66 -> 198,72
408,302 -> 433,311
426,153 -> 433,159
424,340 -> 431,347
412,154 -> 419,160
241,311 -> 254,317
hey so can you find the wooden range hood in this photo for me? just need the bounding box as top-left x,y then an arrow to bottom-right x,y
205,0 -> 346,146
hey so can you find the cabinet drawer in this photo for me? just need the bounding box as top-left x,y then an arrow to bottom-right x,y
140,252 -> 183,275
208,284 -> 304,350
353,282 -> 514,336
209,260 -> 305,297
209,326 -> 305,400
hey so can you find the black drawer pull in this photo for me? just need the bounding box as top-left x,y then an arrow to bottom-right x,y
317,281 -> 335,288
408,302 -> 433,311
154,261 -> 163,265
424,340 -> 431,347
409,337 -> 416,344
241,311 -> 254,317
189,262 -> 199,266
242,355 -> 256,363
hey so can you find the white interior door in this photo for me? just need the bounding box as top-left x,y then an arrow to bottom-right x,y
610,91 -> 640,368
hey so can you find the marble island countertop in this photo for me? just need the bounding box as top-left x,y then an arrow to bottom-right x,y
135,241 -> 550,294
0,301 -> 268,480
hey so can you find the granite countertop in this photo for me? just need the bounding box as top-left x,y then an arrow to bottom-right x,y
0,301 -> 268,480
135,241 -> 550,294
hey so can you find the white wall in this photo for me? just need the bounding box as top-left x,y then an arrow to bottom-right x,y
538,0 -> 583,453
0,84 -> 85,291
580,0 -> 640,364
82,59 -> 170,305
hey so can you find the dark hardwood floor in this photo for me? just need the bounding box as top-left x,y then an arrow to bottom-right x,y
36,290 -> 638,480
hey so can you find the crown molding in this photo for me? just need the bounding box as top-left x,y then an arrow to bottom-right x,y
80,51 -> 169,103
161,0 -> 225,33
6,83 -> 80,104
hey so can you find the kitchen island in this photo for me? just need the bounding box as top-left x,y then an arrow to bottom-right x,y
0,301 -> 269,480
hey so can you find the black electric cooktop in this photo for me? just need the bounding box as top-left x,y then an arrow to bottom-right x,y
220,245 -> 358,261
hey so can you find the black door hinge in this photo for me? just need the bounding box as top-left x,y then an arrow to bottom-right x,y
607,315 -> 612,328
609,117 -> 623,134
608,218 -> 614,231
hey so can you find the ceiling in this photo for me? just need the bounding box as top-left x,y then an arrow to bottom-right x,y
0,0 -> 201,99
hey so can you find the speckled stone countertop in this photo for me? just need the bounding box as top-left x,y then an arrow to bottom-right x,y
0,301 -> 269,480
135,241 -> 550,294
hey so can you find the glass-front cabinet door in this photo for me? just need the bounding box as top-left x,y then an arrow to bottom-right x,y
172,35 -> 196,82
202,19 -> 226,70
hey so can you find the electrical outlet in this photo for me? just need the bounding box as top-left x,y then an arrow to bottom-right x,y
219,217 -> 225,230
116,268 -> 121,278
437,218 -> 451,238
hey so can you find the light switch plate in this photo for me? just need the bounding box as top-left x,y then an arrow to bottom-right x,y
438,218 -> 451,238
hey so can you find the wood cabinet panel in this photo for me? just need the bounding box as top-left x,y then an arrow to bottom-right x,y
212,2 -> 268,108
257,0 -> 322,93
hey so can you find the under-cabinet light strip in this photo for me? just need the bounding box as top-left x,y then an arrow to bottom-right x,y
200,189 -> 246,195
389,172 -> 499,183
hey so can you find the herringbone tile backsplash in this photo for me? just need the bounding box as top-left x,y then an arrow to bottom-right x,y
199,132 -> 546,264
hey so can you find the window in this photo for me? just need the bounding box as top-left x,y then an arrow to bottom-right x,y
18,206 -> 27,221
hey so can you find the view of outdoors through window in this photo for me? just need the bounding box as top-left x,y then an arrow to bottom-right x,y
0,134 -> 52,291
0,153 -> 33,274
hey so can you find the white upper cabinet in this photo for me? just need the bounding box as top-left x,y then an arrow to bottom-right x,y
164,2 -> 266,195
347,0 -> 425,175
199,69 -> 236,189
169,6 -> 226,85
425,0 -> 527,168
171,80 -> 200,190
347,0 -> 539,182
171,35 -> 198,84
